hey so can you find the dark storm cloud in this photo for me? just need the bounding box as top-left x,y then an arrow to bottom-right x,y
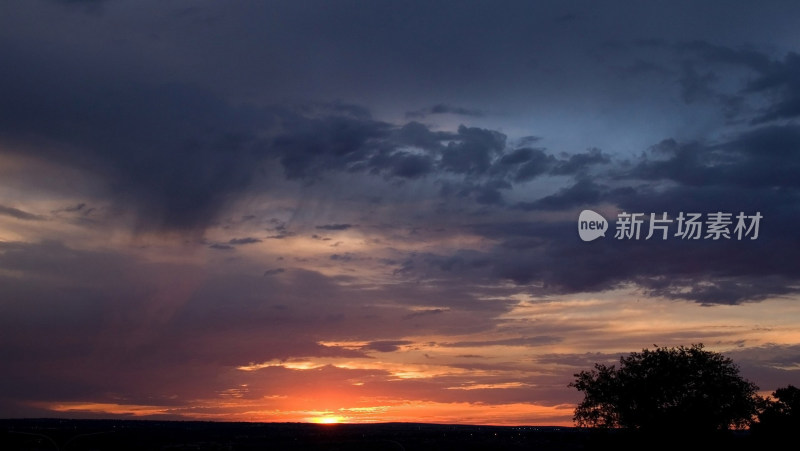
496,147 -> 610,183
495,97 -> 799,304
269,112 -> 548,185
440,126 -> 506,175
551,148 -> 611,175
673,41 -> 800,124
370,151 -> 435,179
0,52 -> 270,232
579,126 -> 800,304
0,2 -> 653,234
275,120 -> 514,183
386,111 -> 800,304
90,48 -> 797,404
271,112 -> 391,180
268,111 -> 604,207
678,62 -> 719,104
504,148 -> 555,182
747,52 -> 800,123
464,208 -> 799,305
498,148 -> 539,166
515,179 -> 603,211
628,125 -> 800,188
676,40 -> 772,71
395,122 -> 455,151
366,168 -> 793,305
1,56 -> 545,231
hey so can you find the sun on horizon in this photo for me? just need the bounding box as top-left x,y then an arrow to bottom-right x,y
311,416 -> 347,425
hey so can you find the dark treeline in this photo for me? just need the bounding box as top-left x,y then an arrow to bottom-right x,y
0,418 -> 795,451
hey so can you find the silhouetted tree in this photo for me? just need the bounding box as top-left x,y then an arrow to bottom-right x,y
570,344 -> 759,432
754,385 -> 800,433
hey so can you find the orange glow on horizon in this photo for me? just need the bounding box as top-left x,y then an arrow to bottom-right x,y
31,398 -> 576,427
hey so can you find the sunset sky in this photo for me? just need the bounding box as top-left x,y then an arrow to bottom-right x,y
2,0 -> 800,426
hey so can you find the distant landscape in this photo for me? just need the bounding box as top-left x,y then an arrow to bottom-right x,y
0,419 -> 763,451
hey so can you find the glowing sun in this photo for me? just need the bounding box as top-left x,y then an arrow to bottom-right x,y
313,416 -> 344,424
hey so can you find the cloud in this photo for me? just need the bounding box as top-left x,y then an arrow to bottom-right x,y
503,148 -> 555,182
405,104 -> 484,119
54,203 -> 87,213
0,64 -> 271,232
0,205 -> 44,221
378,117 -> 800,305
514,179 -> 602,211
395,121 -> 454,151
272,118 -> 541,186
228,237 -> 262,245
271,112 -> 391,180
442,336 -> 562,348
678,62 -> 719,104
676,41 -> 800,124
370,151 -> 435,179
550,148 -> 611,175
466,213 -> 798,304
330,253 -> 356,262
439,126 -> 506,175
362,340 -> 414,352
0,36 -> 651,239
495,147 -> 610,183
265,223 -> 296,240
315,224 -> 354,231
263,268 -> 286,277
403,308 -> 447,319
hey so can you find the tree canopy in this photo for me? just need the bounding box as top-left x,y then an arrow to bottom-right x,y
569,344 -> 759,432
755,384 -> 800,434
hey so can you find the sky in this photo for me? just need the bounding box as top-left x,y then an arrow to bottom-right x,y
1,0 -> 800,426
